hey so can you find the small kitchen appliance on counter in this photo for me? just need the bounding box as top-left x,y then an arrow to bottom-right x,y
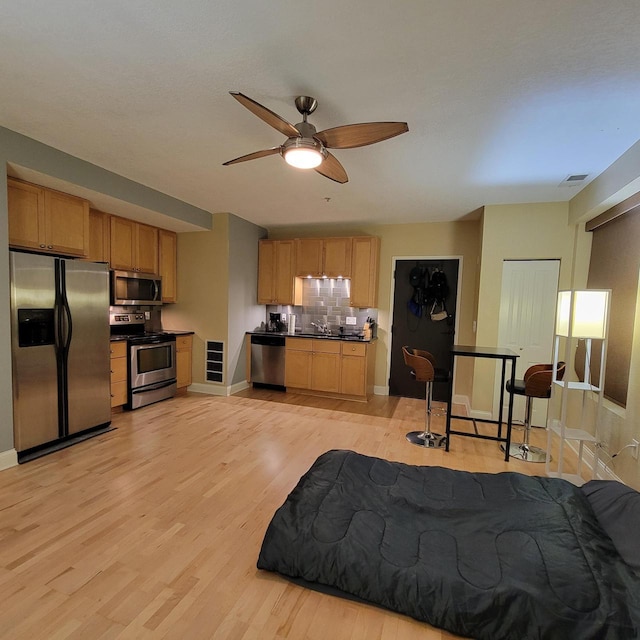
268,312 -> 286,332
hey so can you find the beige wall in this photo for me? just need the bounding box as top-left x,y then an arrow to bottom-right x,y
473,202 -> 581,414
163,213 -> 230,385
163,213 -> 267,389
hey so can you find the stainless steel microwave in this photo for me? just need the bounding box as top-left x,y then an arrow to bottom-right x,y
111,270 -> 162,306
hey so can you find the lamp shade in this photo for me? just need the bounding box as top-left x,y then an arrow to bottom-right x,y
555,290 -> 610,339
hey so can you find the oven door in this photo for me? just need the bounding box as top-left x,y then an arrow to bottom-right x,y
130,340 -> 176,390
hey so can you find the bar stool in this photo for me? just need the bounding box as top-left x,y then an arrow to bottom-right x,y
402,346 -> 449,448
502,361 -> 565,462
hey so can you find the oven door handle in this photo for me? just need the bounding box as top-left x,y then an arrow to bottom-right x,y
131,379 -> 176,394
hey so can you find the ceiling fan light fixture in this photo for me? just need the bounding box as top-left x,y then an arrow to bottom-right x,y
283,138 -> 325,169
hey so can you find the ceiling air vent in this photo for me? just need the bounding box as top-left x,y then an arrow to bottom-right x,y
559,174 -> 589,187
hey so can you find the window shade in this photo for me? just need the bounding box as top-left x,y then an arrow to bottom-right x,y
585,207 -> 640,406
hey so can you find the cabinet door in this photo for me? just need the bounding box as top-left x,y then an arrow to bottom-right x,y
323,237 -> 352,278
340,355 -> 366,396
7,179 -> 45,250
274,240 -> 297,304
159,229 -> 177,302
257,240 -> 276,303
135,223 -> 159,274
44,190 -> 89,256
285,349 -> 312,388
87,209 -> 111,263
311,352 -> 341,392
350,236 -> 380,308
110,216 -> 136,270
295,238 -> 323,277
177,349 -> 192,388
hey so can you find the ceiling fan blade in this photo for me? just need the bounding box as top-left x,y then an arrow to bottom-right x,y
222,147 -> 281,166
315,152 -> 348,184
229,92 -> 300,138
315,122 -> 409,149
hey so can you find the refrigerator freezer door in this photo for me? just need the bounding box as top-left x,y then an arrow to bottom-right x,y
64,260 -> 111,435
10,252 -> 59,451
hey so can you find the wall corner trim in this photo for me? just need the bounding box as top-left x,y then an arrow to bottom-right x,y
0,449 -> 18,472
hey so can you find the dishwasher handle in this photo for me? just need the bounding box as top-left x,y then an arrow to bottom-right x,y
251,334 -> 286,347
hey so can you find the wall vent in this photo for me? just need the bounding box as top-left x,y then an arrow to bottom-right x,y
206,340 -> 224,384
559,174 -> 589,186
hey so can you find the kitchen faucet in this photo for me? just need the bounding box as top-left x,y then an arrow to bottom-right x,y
310,321 -> 330,335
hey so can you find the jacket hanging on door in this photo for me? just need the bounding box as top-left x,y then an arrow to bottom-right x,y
426,269 -> 449,321
407,266 -> 429,318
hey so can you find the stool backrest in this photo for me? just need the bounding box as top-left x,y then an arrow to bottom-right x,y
523,361 -> 565,398
402,346 -> 436,382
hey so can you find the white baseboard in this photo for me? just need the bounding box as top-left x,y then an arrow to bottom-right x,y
469,409 -> 493,421
189,380 -> 251,397
452,394 -> 470,416
229,380 -> 250,395
374,385 -> 389,396
0,448 -> 18,472
188,382 -> 229,397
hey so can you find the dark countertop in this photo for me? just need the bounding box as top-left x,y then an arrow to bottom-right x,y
110,330 -> 194,342
246,330 -> 374,343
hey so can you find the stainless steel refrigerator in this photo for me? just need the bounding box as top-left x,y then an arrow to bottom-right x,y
10,251 -> 111,458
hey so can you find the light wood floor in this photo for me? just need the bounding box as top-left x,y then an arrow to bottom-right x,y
0,389 -> 581,639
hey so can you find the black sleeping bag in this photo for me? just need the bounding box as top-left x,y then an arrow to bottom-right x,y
257,450 -> 640,639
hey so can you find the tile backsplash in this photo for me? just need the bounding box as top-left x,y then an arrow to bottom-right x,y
266,278 -> 377,334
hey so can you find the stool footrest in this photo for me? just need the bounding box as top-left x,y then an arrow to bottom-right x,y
406,431 -> 447,449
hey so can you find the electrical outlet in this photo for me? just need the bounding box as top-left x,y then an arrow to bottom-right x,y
281,313 -> 286,322
346,316 -> 357,325
632,439 -> 639,460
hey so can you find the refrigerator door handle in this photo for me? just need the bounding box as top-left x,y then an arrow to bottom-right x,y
56,261 -> 73,353
61,293 -> 73,352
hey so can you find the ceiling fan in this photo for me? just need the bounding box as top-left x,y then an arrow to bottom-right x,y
222,92 -> 409,184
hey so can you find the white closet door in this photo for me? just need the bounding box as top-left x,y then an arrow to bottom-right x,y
496,259 -> 560,426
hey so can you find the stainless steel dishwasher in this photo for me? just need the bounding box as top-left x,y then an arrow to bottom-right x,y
250,334 -> 286,387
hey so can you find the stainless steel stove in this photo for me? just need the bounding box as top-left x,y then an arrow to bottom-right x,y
110,310 -> 177,409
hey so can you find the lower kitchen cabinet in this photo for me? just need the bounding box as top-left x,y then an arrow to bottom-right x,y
340,342 -> 368,396
110,341 -> 128,408
176,335 -> 193,388
310,341 -> 341,393
284,337 -> 376,401
284,339 -> 312,389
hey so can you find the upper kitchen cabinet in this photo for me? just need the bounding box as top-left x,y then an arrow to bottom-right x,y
8,178 -> 90,257
350,236 -> 380,308
295,237 -> 352,278
110,216 -> 159,274
159,229 -> 177,303
86,209 -> 111,263
258,239 -> 301,305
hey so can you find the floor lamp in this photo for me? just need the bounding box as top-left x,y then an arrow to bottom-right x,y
547,289 -> 610,484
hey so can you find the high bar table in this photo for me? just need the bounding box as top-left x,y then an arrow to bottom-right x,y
445,345 -> 519,462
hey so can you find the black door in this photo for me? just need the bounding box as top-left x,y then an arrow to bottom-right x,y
389,259 -> 459,401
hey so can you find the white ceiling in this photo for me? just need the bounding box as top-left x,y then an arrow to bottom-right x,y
2,1 -> 640,229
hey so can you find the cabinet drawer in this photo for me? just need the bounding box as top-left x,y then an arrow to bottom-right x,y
110,357 -> 128,383
110,381 -> 127,408
312,340 -> 341,354
286,337 -> 313,351
110,341 -> 127,358
176,335 -> 192,350
341,342 -> 366,357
